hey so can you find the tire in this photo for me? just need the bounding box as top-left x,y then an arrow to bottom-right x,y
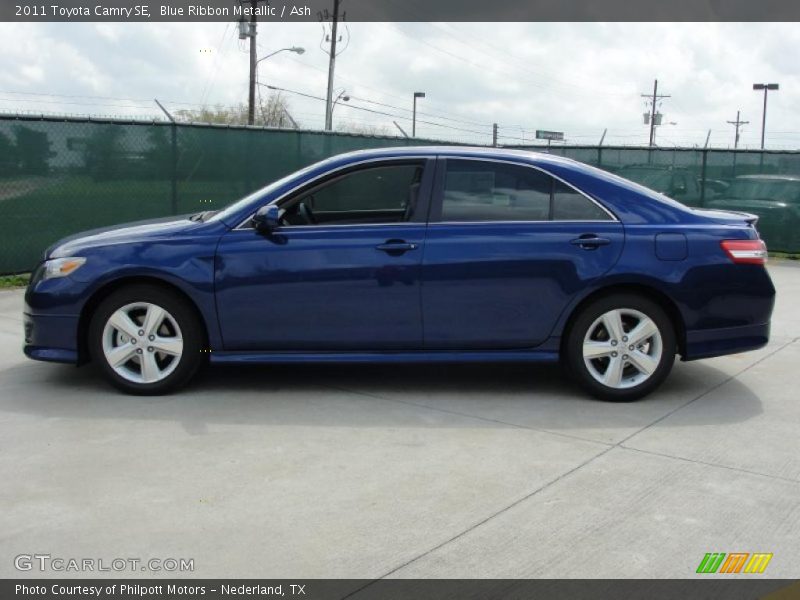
565,293 -> 676,402
88,284 -> 205,395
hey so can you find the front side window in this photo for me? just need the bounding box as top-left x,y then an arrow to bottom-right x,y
281,163 -> 424,226
441,159 -> 612,222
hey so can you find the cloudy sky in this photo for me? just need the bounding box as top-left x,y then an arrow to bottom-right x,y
0,21 -> 797,148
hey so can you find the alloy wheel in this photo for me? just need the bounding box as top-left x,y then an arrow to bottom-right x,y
582,308 -> 663,389
101,302 -> 184,384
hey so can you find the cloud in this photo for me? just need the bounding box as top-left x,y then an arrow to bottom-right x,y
0,21 -> 796,148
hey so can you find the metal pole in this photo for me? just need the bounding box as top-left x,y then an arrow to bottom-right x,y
412,95 -> 418,137
247,0 -> 257,126
324,0 -> 340,131
649,79 -> 658,147
699,148 -> 708,207
598,128 -> 607,167
760,87 -> 768,149
412,95 -> 417,137
154,99 -> 178,214
393,121 -> 409,138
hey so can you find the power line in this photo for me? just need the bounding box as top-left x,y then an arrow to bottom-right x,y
261,83 -> 492,138
273,50 -> 498,129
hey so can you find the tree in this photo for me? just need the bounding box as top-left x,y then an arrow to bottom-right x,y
334,122 -> 392,136
174,94 -> 297,128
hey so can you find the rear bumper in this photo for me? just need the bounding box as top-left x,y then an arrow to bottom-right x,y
23,312 -> 80,364
682,321 -> 770,361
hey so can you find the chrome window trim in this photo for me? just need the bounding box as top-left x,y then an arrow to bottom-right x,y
437,156 -> 619,223
430,219 -> 619,226
233,153 -> 618,230
234,156 -> 431,230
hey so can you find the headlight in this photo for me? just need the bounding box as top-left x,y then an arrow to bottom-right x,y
42,257 -> 86,280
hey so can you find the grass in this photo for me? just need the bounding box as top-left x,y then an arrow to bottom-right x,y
0,273 -> 30,288
770,252 -> 800,261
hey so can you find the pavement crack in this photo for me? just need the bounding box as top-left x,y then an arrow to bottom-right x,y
343,445 -> 615,595
618,444 -> 800,485
342,337 -> 799,589
617,337 -> 798,447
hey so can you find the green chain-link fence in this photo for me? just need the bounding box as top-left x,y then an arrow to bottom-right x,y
1,113 -> 799,274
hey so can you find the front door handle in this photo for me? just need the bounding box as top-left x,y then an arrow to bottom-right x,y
570,235 -> 611,250
376,240 -> 419,254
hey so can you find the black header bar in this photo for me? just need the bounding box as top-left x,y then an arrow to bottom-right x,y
4,0 -> 800,22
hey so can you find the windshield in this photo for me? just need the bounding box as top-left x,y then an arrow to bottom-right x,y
206,159 -> 331,225
726,179 -> 800,202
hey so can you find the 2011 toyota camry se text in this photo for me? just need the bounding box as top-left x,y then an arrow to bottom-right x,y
23,147 -> 775,401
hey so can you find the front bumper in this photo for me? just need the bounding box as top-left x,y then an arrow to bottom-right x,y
23,312 -> 80,364
682,321 -> 771,361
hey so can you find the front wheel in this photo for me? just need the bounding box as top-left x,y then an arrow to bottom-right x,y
565,294 -> 676,402
88,284 -> 205,395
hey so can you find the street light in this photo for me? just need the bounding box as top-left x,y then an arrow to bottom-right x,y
248,46 -> 305,125
412,92 -> 425,137
331,89 -> 350,125
256,46 -> 305,68
753,83 -> 779,149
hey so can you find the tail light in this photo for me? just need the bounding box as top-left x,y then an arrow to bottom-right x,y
721,239 -> 768,265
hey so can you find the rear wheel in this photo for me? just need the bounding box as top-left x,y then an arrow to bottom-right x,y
565,294 -> 676,402
89,284 -> 204,395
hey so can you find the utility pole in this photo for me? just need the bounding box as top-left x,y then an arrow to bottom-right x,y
641,79 -> 670,147
753,83 -> 779,149
492,123 -> 498,147
727,110 -> 749,149
246,0 -> 259,125
323,0 -> 341,131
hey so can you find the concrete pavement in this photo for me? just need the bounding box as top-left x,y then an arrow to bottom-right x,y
0,263 -> 798,579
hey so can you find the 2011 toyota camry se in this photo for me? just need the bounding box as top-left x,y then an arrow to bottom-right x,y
23,147 -> 775,401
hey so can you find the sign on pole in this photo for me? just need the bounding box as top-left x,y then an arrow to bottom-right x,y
535,130 -> 564,141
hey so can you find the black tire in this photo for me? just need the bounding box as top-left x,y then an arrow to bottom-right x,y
88,284 -> 205,395
565,293 -> 676,402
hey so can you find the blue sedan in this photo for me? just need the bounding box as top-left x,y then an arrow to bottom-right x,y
23,147 -> 775,401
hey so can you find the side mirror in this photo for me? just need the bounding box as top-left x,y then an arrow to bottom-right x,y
253,205 -> 281,234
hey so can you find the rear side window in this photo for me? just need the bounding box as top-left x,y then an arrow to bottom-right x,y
441,160 -> 611,222
552,181 -> 612,220
442,161 -> 551,222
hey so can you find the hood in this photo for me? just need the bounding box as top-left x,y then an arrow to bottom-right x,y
47,214 -> 200,259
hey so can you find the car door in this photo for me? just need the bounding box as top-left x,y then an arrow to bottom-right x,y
215,158 -> 434,350
421,157 -> 624,349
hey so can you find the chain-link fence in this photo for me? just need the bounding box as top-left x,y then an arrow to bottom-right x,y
1,113 -> 799,274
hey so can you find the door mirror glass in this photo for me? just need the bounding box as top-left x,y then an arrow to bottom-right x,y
253,205 -> 281,233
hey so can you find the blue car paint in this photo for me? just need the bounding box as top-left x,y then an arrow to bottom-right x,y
23,146 -> 775,367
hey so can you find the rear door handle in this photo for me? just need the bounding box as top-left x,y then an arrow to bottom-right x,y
570,235 -> 611,249
376,241 -> 419,254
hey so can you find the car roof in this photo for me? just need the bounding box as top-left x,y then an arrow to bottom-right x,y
735,174 -> 800,182
331,145 -> 584,169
